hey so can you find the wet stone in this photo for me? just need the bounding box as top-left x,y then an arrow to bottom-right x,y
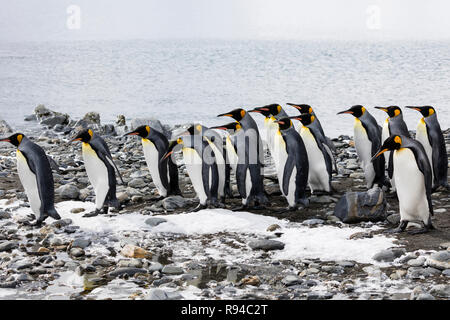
248,240 -> 285,251
72,238 -> 91,249
145,218 -> 167,227
162,265 -> 184,275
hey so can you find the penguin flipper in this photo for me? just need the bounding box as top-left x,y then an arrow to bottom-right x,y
427,125 -> 449,188
323,143 -> 338,174
406,139 -> 434,217
282,155 -> 295,196
236,164 -> 248,199
388,151 -> 394,179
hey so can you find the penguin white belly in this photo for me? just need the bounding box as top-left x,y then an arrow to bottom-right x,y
382,120 -> 395,190
286,167 -> 297,207
394,148 -> 430,224
16,150 -> 41,215
263,118 -> 273,154
273,131 -> 288,195
206,140 -> 225,198
242,168 -> 252,205
354,119 -> 375,188
142,139 -> 167,197
182,148 -> 208,205
381,120 -> 391,167
300,127 -> 329,193
225,136 -> 238,173
82,143 -> 109,209
416,120 -> 433,180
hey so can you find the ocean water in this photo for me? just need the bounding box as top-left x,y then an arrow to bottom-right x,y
0,39 -> 449,137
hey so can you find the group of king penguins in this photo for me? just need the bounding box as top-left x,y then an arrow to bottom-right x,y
0,104 -> 447,234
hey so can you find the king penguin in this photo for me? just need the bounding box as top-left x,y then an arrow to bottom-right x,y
287,103 -> 337,154
248,104 -> 288,155
289,114 -> 333,194
218,108 -> 268,209
162,135 -> 219,211
124,125 -> 181,199
372,135 -> 434,234
272,118 -> 309,211
374,106 -> 410,191
183,124 -> 228,203
338,105 -> 387,189
71,129 -> 124,217
406,106 -> 448,191
210,122 -> 242,175
0,133 -> 61,226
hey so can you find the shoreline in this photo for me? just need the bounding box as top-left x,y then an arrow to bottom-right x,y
0,107 -> 449,300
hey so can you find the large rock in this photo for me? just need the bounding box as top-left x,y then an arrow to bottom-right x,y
130,118 -> 169,138
334,187 -> 387,223
372,248 -> 406,262
426,251 -> 450,270
34,105 -> 70,128
162,196 -> 192,210
56,184 -> 80,200
145,217 -> 167,227
0,119 -> 13,135
248,240 -> 285,251
120,244 -> 152,259
82,112 -> 101,125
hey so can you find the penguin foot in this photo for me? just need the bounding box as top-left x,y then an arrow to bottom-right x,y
189,204 -> 207,213
83,210 -> 101,218
273,207 -> 295,214
231,205 -> 247,212
407,228 -> 430,235
385,228 -> 404,234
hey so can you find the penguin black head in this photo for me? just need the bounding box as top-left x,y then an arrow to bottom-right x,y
248,104 -> 283,117
70,129 -> 94,143
183,124 -> 204,136
124,125 -> 150,138
289,113 -> 316,126
275,118 -> 293,130
217,108 -> 246,121
210,122 -> 242,133
0,133 -> 25,147
374,106 -> 402,118
337,105 -> 366,118
161,137 -> 184,162
287,103 -> 313,115
405,106 -> 436,118
372,135 -> 403,162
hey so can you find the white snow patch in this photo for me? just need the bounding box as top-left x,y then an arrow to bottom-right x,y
7,200 -> 398,265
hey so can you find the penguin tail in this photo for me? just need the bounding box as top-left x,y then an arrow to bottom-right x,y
47,208 -> 61,220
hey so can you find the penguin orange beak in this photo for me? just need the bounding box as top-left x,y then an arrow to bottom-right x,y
405,106 -> 422,112
161,151 -> 173,161
210,126 -> 227,130
288,116 -> 303,122
0,138 -> 10,143
217,113 -> 233,118
374,107 -> 388,112
124,131 -> 139,136
371,149 -> 388,162
337,110 -> 354,115
69,137 -> 82,143
286,103 -> 301,110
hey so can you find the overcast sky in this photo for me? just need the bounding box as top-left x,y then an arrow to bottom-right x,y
1,0 -> 449,42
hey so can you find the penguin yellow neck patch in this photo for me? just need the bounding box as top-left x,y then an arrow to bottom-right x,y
240,110 -> 246,118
